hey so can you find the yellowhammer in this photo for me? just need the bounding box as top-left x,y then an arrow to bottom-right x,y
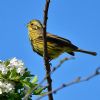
27,19 -> 97,60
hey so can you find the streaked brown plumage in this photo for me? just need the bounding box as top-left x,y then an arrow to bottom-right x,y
27,19 -> 97,60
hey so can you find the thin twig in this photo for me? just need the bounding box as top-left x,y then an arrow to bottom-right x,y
42,0 -> 53,100
42,57 -> 74,84
36,67 -> 100,100
51,57 -> 74,73
27,57 -> 73,97
23,1 -> 52,100
40,57 -> 74,85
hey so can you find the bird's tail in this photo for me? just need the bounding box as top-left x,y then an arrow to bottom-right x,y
76,49 -> 97,56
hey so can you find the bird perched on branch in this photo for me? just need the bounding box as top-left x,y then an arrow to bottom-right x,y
27,19 -> 97,60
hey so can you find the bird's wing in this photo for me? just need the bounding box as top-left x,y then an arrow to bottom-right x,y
38,32 -> 78,50
47,33 -> 78,49
47,33 -> 72,44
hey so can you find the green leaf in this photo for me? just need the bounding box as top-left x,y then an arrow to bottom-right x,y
4,60 -> 10,66
31,76 -> 38,84
33,87 -> 45,95
21,80 -> 33,88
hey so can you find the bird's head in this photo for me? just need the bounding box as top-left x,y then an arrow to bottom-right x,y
27,20 -> 43,31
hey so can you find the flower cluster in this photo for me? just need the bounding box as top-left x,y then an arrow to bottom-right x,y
0,57 -> 25,94
0,58 -> 44,99
8,57 -> 25,75
0,57 -> 25,75
0,64 -> 8,75
0,81 -> 14,94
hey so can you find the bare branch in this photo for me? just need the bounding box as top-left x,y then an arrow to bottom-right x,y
51,57 -> 74,73
42,0 -> 53,100
24,57 -> 73,99
24,1 -> 52,100
39,57 -> 74,85
36,67 -> 100,100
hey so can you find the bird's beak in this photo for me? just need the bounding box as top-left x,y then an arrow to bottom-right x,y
26,23 -> 29,28
27,23 -> 29,28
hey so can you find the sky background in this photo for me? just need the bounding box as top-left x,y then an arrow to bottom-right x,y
0,0 -> 100,100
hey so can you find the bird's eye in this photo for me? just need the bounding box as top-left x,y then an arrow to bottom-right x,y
31,23 -> 33,25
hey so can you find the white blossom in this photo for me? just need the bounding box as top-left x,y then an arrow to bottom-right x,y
5,82 -> 14,92
8,57 -> 25,75
0,81 -> 14,94
0,88 -> 2,94
9,57 -> 24,68
0,64 -> 8,75
17,67 -> 25,75
0,57 -> 26,95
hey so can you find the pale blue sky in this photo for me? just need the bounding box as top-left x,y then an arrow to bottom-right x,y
0,0 -> 100,100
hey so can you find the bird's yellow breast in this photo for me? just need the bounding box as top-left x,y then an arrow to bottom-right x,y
28,30 -> 65,59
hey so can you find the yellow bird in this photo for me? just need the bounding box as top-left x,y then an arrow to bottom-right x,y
27,19 -> 97,60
